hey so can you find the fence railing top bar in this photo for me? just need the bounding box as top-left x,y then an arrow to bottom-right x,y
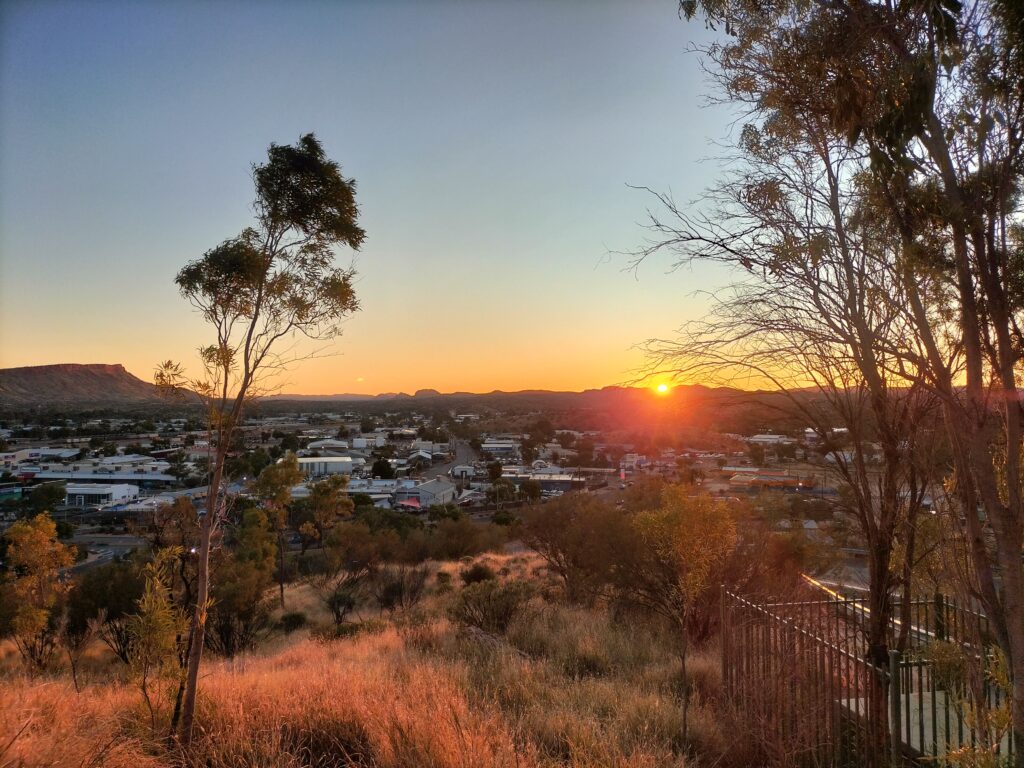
726,592 -> 887,669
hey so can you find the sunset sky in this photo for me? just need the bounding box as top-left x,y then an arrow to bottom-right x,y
0,0 -> 734,395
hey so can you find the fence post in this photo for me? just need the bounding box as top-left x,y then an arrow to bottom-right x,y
889,649 -> 902,765
720,585 -> 728,698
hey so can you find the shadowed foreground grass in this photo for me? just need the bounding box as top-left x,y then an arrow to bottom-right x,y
1,556 -> 756,767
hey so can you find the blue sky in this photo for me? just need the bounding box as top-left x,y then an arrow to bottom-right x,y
0,0 -> 734,394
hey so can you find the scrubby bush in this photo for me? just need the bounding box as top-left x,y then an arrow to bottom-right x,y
326,584 -> 358,626
459,562 -> 496,586
278,611 -> 307,633
374,565 -> 428,615
434,571 -> 453,594
450,580 -> 533,635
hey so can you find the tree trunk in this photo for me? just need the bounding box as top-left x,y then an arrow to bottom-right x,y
679,619 -> 690,747
994,515 -> 1024,768
178,449 -> 225,746
865,543 -> 894,668
278,529 -> 286,609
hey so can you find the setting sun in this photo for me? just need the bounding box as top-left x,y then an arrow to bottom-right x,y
656,383 -> 669,394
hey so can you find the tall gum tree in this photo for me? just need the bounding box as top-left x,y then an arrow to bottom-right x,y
157,133 -> 365,745
635,106 -> 940,672
671,1 -> 1024,758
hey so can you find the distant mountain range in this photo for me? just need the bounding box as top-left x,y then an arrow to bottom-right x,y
0,363 -> 813,434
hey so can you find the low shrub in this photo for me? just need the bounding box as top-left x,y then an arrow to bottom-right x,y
450,580 -> 533,635
278,611 -> 307,634
459,562 -> 496,585
374,565 -> 428,615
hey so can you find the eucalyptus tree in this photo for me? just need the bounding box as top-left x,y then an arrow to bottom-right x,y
158,133 -> 366,745
667,0 -> 1024,754
636,104 -> 940,668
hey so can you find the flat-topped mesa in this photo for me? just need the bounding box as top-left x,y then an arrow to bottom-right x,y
0,362 -> 164,408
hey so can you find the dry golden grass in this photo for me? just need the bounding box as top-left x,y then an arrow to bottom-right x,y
1,552 -> 755,768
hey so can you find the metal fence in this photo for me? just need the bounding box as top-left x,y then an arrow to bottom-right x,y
721,586 -> 1016,766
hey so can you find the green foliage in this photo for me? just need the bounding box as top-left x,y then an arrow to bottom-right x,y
923,642 -> 1012,766
429,517 -> 505,560
353,507 -> 422,538
1,513 -> 75,671
492,509 -> 515,526
25,482 -> 66,516
326,583 -> 359,626
66,559 -> 145,636
427,504 -> 462,522
278,611 -> 307,634
350,492 -> 375,509
370,457 -> 395,479
519,479 -> 542,501
486,478 -> 516,505
208,508 -> 277,657
129,549 -> 189,732
519,494 -> 631,604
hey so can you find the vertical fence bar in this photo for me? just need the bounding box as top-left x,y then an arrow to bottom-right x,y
720,586 -> 728,698
890,649 -> 902,765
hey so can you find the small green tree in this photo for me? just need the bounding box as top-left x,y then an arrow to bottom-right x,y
616,488 -> 737,744
370,457 -> 395,479
26,483 -> 67,517
129,549 -> 189,734
207,508 -> 277,657
253,453 -> 303,607
0,514 -> 75,672
158,133 -> 365,744
487,478 -> 516,509
519,479 -> 542,502
520,494 -> 630,604
305,474 -> 354,544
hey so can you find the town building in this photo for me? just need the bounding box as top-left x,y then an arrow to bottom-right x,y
65,483 -> 139,507
296,456 -> 354,477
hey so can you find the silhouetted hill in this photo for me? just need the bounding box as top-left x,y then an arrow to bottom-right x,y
0,363 -> 825,434
258,383 -> 821,435
0,363 -> 166,408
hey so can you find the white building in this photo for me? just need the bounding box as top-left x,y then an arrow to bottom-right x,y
393,477 -> 457,509
305,438 -> 349,452
352,435 -> 387,449
65,483 -> 139,507
451,464 -> 476,480
747,434 -> 795,446
481,439 -> 519,458
296,456 -> 354,477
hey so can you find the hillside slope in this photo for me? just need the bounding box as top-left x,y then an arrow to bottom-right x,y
0,363 -> 164,408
